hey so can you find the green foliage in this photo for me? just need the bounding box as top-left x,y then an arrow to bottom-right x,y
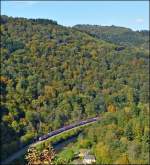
78,138 -> 92,148
125,123 -> 134,141
74,24 -> 149,49
72,104 -> 149,164
94,142 -> 112,164
57,148 -> 74,163
1,15 -> 149,162
20,132 -> 35,145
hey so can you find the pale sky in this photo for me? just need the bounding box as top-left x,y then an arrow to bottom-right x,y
1,1 -> 149,30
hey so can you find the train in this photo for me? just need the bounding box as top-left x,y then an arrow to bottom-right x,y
38,117 -> 98,141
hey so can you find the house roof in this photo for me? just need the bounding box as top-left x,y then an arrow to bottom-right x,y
84,154 -> 95,160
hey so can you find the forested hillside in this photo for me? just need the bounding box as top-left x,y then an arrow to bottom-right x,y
0,15 -> 149,162
74,24 -> 149,49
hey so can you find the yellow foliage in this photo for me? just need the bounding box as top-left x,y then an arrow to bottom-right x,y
44,85 -> 56,98
124,107 -> 131,113
38,95 -> 45,103
91,50 -> 97,59
107,104 -> 116,112
120,137 -> 128,144
144,126 -> 149,132
79,58 -> 84,65
94,142 -> 111,163
63,62 -> 69,69
2,115 -> 12,123
107,123 -> 117,130
114,154 -> 130,164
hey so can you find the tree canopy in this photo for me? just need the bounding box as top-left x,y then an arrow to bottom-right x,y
0,15 -> 149,163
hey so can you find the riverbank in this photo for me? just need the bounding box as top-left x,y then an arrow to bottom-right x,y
2,118 -> 99,165
6,125 -> 87,165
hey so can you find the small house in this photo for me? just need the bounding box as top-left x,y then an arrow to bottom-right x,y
83,154 -> 96,164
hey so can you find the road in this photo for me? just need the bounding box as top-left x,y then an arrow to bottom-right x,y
1,117 -> 99,165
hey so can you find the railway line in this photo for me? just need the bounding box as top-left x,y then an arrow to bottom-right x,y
1,117 -> 99,165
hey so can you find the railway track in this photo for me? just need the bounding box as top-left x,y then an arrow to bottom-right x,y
1,117 -> 99,165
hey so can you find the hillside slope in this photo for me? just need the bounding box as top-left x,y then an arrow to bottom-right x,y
74,24 -> 149,49
1,15 -> 149,161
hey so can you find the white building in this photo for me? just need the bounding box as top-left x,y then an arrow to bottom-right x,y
83,154 -> 96,164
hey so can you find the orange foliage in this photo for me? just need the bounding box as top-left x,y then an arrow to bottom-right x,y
0,76 -> 8,84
